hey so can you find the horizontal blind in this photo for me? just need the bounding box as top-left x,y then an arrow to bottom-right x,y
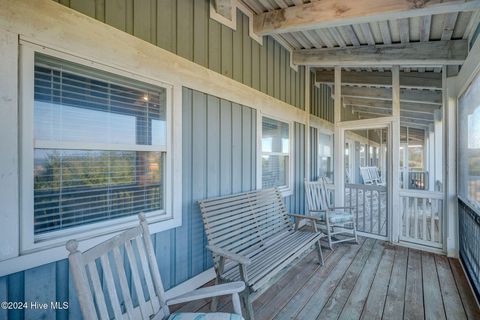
34,53 -> 167,148
261,117 -> 290,189
33,53 -> 167,235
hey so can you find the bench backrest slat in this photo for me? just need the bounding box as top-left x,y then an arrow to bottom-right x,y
199,188 -> 292,258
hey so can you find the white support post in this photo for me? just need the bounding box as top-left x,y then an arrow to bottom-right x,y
444,68 -> 458,257
334,66 -> 344,206
428,124 -> 435,190
434,109 -> 443,190
391,65 -> 401,243
305,67 -> 311,182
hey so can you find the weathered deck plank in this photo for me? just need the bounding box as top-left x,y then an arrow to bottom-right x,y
449,258 -> 480,320
404,249 -> 424,320
170,238 -> 480,320
315,238 -> 376,319
435,255 -> 467,320
360,243 -> 395,320
422,252 -> 446,320
383,246 -> 409,320
274,238 -> 365,320
338,240 -> 385,320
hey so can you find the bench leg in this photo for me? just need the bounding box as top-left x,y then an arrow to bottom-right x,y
316,240 -> 324,265
241,291 -> 255,320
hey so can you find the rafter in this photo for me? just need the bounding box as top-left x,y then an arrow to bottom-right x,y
335,86 -> 442,105
343,97 -> 440,114
253,0 -> 480,35
293,40 -> 467,66
316,70 -> 442,89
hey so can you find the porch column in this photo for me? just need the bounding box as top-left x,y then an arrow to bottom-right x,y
428,124 -> 435,190
434,109 -> 443,190
391,65 -> 401,242
334,66 -> 344,206
445,68 -> 458,257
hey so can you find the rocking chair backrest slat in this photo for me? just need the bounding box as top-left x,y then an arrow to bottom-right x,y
67,214 -> 169,320
305,179 -> 329,212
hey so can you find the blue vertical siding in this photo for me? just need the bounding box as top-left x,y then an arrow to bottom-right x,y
0,88 -> 257,319
310,126 -> 319,181
284,122 -> 306,215
53,0 -> 305,110
310,70 -> 334,123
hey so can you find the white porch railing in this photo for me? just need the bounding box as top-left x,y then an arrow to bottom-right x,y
399,189 -> 443,249
345,184 -> 388,238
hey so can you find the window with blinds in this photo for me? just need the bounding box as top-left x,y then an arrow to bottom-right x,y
261,117 -> 290,189
33,53 -> 167,235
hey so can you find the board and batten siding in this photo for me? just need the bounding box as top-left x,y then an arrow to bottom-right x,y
310,70 -> 334,123
0,88 -> 259,320
310,126 -> 319,181
53,0 -> 306,110
284,122 -> 306,215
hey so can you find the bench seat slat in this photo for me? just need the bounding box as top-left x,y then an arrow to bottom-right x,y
221,231 -> 321,286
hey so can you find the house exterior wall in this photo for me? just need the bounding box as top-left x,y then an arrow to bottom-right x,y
0,1 -> 316,318
53,0 -> 306,110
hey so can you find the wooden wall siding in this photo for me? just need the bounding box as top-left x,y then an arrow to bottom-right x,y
310,126 -> 318,181
53,0 -> 306,110
310,76 -> 334,123
0,87 -> 258,320
284,122 -> 306,215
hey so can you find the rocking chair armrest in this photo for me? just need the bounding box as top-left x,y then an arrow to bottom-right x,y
287,213 -> 323,222
167,281 -> 245,305
206,245 -> 252,265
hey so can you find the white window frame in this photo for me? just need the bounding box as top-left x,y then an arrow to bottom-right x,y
18,41 -> 182,254
257,113 -> 294,196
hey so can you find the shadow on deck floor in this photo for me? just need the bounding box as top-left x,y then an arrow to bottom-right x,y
170,237 -> 480,320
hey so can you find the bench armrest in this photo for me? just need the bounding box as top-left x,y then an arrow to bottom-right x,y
167,282 -> 245,305
207,245 -> 252,265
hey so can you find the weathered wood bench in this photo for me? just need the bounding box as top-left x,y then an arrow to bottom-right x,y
199,188 -> 324,319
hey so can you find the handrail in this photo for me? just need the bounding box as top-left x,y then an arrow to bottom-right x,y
345,183 -> 386,191
399,189 -> 444,199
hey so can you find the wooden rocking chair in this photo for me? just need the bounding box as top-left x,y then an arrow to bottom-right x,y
67,213 -> 245,320
305,178 -> 358,249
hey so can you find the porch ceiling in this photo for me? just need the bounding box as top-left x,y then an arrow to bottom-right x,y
243,0 -> 480,69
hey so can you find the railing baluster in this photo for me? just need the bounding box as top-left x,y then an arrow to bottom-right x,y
362,188 -> 366,232
422,198 -> 427,241
378,191 -> 381,235
369,190 -> 373,233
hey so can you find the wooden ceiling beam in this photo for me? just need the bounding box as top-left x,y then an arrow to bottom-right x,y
316,70 -> 442,89
293,40 -> 467,66
343,97 -> 440,114
335,86 -> 442,105
351,105 -> 435,121
253,0 -> 480,35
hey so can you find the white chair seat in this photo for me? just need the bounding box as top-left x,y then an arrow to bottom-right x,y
317,211 -> 355,224
169,312 -> 244,320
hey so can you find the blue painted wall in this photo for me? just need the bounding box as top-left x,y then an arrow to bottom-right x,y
0,87 -> 308,319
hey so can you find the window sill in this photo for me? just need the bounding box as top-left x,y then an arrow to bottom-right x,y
0,214 -> 181,277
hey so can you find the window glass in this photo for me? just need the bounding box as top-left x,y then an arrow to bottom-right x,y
262,117 -> 290,189
33,53 -> 167,235
459,71 -> 480,208
318,133 -> 333,181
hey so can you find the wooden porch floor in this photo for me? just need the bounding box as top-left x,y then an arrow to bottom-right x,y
170,237 -> 480,320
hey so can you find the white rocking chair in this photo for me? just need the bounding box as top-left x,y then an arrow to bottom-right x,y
67,213 -> 245,320
305,178 -> 358,249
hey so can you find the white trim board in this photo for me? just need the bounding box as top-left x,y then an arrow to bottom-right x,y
0,0 -> 305,124
209,0 -> 299,71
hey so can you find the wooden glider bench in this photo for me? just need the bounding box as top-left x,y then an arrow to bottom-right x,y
199,188 -> 325,319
